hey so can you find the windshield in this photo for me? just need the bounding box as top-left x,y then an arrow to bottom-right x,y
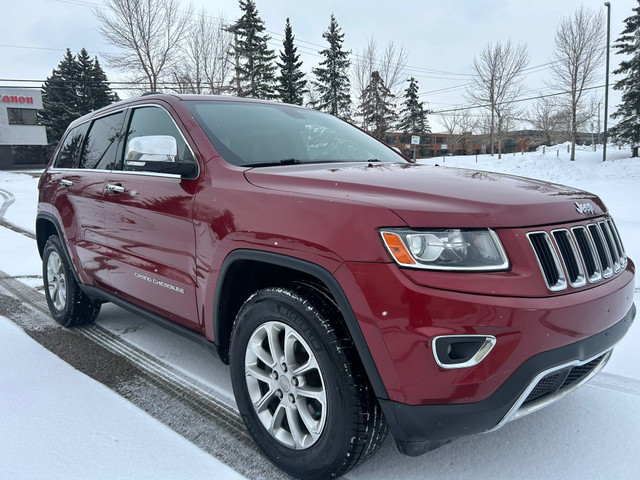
184,100 -> 406,167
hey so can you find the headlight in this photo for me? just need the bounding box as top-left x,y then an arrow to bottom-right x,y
380,228 -> 509,271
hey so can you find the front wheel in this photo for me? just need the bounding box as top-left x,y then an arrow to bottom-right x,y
230,286 -> 387,479
42,235 -> 101,327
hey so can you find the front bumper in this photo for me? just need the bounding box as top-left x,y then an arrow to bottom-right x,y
379,304 -> 635,456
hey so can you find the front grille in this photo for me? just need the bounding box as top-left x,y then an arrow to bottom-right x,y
528,218 -> 627,291
526,373 -> 560,402
522,353 -> 608,406
559,357 -> 602,389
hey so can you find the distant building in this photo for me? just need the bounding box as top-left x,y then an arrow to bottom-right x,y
383,130 -> 596,157
0,88 -> 48,169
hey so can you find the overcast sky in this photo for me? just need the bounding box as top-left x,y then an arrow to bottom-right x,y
1,0 -> 637,130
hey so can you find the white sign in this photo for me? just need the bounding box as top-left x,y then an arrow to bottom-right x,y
441,144 -> 448,149
411,135 -> 420,145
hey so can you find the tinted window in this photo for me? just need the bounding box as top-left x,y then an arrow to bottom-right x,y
7,108 -> 38,125
121,106 -> 194,171
185,101 -> 405,167
53,122 -> 89,168
80,111 -> 125,170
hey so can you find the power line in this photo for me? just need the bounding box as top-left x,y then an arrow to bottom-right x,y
430,83 -> 607,115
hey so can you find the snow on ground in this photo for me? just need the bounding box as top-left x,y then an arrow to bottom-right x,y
0,145 -> 639,479
0,315 -> 246,480
0,170 -> 38,234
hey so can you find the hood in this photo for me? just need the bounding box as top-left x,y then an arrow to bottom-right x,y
244,162 -> 606,228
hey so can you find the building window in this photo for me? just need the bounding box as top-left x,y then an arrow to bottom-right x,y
7,108 -> 38,126
435,137 -> 446,144
11,145 -> 45,166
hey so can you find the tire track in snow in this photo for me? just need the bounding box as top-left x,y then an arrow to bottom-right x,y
0,271 -> 291,480
0,189 -> 15,218
0,189 -> 36,239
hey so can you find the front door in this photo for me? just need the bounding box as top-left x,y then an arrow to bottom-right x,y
102,105 -> 201,329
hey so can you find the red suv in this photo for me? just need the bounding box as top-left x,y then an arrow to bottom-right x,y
37,94 -> 635,479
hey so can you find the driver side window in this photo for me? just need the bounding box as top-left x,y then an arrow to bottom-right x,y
121,106 -> 195,171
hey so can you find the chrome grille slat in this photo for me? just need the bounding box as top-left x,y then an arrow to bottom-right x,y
571,226 -> 602,283
552,229 -> 586,287
527,232 -> 566,291
528,218 -> 627,291
600,221 -> 621,273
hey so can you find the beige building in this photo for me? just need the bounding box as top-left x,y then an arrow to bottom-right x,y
0,88 -> 48,169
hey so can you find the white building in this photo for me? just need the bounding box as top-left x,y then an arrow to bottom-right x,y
0,88 -> 48,169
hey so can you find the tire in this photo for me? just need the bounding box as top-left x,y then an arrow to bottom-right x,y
230,286 -> 387,480
42,235 -> 101,327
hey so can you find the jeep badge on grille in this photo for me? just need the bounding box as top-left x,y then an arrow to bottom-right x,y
575,202 -> 596,215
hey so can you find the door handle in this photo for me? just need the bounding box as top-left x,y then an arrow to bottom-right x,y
59,179 -> 73,187
106,184 -> 125,194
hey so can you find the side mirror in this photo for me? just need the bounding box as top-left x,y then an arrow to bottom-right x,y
124,135 -> 196,177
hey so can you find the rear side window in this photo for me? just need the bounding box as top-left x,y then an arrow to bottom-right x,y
120,106 -> 195,171
53,123 -> 89,168
79,111 -> 126,170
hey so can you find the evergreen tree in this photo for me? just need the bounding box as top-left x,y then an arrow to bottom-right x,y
398,79 -> 430,133
90,58 -> 119,109
360,71 -> 395,139
276,18 -> 306,105
76,48 -> 95,115
41,49 -> 80,148
610,0 -> 640,157
398,77 -> 431,156
42,49 -> 119,148
312,15 -> 351,119
230,0 -> 277,99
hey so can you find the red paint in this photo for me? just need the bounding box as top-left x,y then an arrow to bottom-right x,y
38,93 -> 635,413
1,95 -> 34,104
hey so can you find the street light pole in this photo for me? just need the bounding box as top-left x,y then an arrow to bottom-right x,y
603,2 -> 611,162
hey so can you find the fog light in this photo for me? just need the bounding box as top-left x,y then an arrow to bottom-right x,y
432,335 -> 496,369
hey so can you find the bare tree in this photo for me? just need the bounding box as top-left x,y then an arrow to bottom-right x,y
95,0 -> 193,92
440,109 -> 480,155
551,6 -> 605,160
353,39 -> 408,96
352,38 -> 407,126
528,96 -> 563,145
467,40 -> 529,158
458,110 -> 480,155
171,9 -> 233,94
439,109 -> 464,155
352,38 -> 378,102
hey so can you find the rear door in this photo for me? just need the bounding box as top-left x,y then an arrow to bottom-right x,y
102,104 -> 201,329
45,111 -> 125,288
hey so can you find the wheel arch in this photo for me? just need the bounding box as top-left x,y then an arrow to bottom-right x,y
36,213 -> 61,258
213,249 -> 389,400
36,212 -> 83,287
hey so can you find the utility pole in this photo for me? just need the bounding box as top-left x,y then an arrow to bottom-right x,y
603,2 -> 611,161
597,102 -> 601,145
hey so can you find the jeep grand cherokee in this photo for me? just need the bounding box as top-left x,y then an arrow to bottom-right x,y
37,94 -> 635,479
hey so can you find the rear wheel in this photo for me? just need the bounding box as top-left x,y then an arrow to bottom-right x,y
43,235 -> 100,327
230,286 -> 387,479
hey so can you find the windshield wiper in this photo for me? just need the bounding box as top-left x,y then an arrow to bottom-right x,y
241,158 -> 302,168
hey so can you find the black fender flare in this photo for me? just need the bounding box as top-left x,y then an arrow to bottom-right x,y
214,249 -> 390,400
35,212 -> 83,285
